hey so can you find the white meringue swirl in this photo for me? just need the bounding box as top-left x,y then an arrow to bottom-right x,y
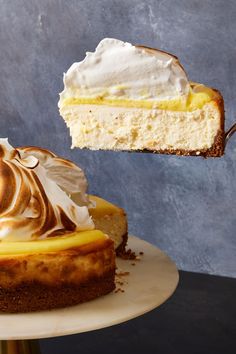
59,38 -> 190,105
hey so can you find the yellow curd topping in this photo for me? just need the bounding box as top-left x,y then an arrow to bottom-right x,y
0,230 -> 107,255
89,195 -> 120,217
61,87 -> 215,112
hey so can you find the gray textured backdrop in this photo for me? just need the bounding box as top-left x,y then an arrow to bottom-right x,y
0,0 -> 236,277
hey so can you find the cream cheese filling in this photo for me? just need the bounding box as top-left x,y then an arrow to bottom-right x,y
60,101 -> 221,151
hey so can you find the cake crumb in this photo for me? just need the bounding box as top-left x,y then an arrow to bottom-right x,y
119,248 -> 144,261
115,288 -> 125,293
116,280 -> 124,286
119,248 -> 137,260
116,271 -> 130,276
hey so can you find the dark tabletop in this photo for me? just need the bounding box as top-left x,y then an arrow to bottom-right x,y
40,271 -> 236,354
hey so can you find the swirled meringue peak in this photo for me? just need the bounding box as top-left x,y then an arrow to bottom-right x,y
59,38 -> 190,105
0,139 -> 94,242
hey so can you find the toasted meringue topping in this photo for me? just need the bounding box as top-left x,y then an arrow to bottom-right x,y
17,146 -> 90,206
0,139 -> 94,242
59,38 -> 190,107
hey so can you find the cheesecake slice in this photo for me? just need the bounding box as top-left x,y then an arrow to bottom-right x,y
59,38 -> 225,157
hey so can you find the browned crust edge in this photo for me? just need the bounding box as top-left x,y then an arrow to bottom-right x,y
0,271 -> 115,313
115,209 -> 128,256
115,231 -> 128,256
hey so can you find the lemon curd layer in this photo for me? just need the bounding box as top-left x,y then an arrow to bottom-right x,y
60,88 -> 214,112
0,230 -> 107,255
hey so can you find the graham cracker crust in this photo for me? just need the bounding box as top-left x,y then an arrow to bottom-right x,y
0,271 -> 115,313
116,232 -> 128,256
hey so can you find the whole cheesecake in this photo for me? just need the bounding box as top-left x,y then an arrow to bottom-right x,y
0,139 -> 119,312
58,38 -> 225,157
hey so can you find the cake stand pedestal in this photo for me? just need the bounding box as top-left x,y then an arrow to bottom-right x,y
0,236 -> 179,354
0,340 -> 40,354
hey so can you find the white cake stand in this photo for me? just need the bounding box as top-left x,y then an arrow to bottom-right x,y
0,235 -> 179,354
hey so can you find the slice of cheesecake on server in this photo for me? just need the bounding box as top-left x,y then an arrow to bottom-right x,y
58,38 -> 225,157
